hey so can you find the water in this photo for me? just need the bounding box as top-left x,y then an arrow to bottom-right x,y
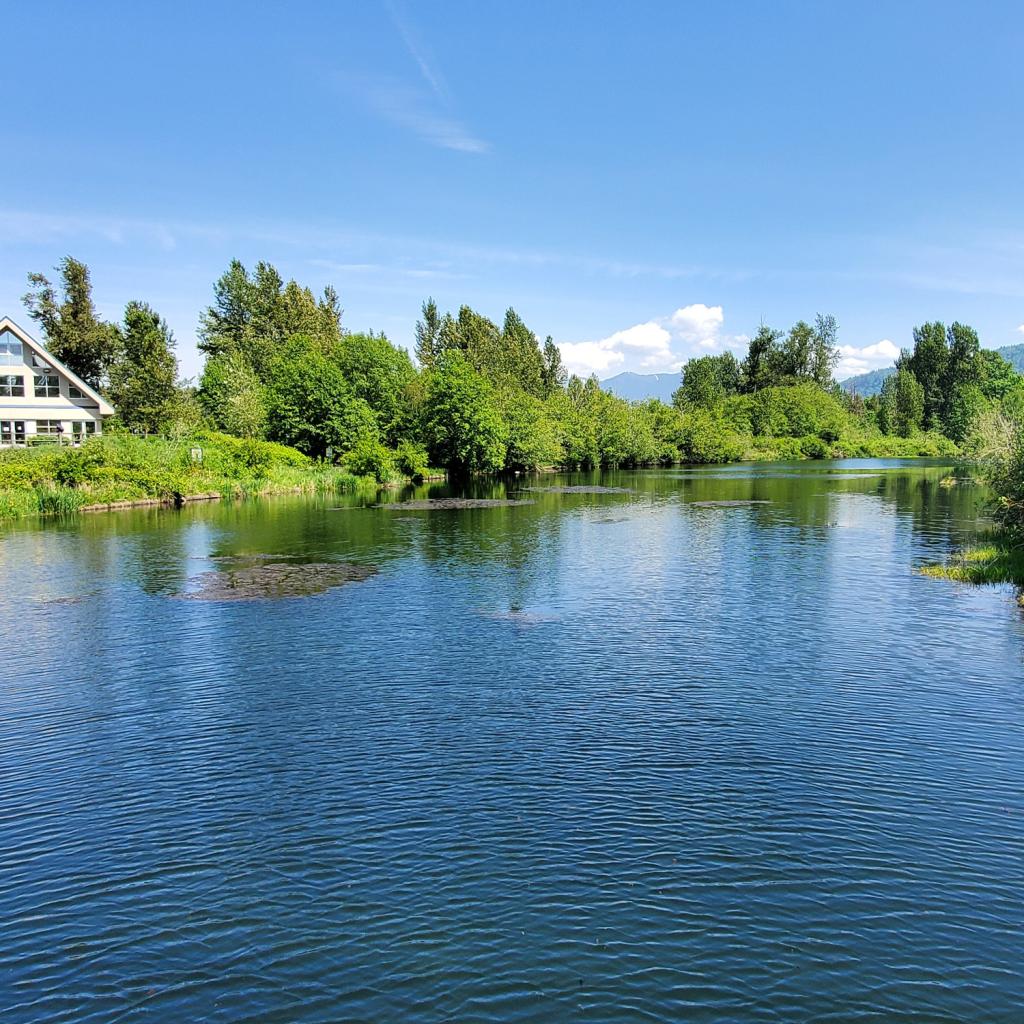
1,460 -> 1022,1022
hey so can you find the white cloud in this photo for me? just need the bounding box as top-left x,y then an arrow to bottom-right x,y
556,303 -> 747,377
671,303 -> 724,340
1017,323 -> 1024,335
835,338 -> 900,379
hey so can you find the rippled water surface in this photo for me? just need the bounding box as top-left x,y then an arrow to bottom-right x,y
2,461 -> 1023,1022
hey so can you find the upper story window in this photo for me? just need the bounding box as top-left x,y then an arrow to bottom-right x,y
0,374 -> 25,397
34,374 -> 60,398
0,331 -> 24,366
68,384 -> 84,399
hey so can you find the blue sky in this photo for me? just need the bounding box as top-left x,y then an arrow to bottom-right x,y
2,1 -> 1023,381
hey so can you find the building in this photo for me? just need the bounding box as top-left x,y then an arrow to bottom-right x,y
0,317 -> 114,446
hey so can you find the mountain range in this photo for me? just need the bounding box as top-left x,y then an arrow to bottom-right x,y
602,344 -> 1024,401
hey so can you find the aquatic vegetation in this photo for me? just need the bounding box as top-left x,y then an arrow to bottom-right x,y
376,498 -> 536,510
174,561 -> 378,602
525,485 -> 634,494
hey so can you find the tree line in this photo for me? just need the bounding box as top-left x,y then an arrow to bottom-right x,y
19,256 -> 1024,478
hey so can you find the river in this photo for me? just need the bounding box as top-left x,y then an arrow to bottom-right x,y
1,460 -> 1022,1022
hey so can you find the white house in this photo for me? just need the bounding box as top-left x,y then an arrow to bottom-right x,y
0,317 -> 114,446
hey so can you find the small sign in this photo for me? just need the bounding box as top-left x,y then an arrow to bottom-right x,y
190,447 -> 203,463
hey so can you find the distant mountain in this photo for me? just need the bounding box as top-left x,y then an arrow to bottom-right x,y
602,344 -> 1024,402
840,366 -> 896,397
999,343 -> 1024,373
601,371 -> 678,402
840,343 -> 1024,397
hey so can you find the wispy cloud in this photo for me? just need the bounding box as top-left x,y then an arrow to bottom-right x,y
383,0 -> 449,102
354,76 -> 489,153
334,3 -> 488,154
836,339 -> 900,379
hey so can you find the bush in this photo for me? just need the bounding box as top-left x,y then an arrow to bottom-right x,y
394,441 -> 428,481
346,434 -> 394,483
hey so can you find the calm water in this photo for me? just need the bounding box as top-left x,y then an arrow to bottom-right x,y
1,461 -> 1022,1023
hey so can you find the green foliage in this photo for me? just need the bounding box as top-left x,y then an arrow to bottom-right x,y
333,331 -> 418,444
423,352 -> 507,474
198,259 -> 341,380
199,350 -> 269,438
500,391 -> 561,470
674,353 -> 740,410
879,368 -> 925,437
266,337 -> 377,458
0,432 -> 339,520
107,302 -> 180,434
345,434 -> 394,483
22,256 -> 122,388
394,440 -> 429,480
678,409 -> 745,464
747,382 -> 846,441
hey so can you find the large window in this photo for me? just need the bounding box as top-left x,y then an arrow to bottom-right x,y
0,331 -> 23,366
1,421 -> 27,444
0,374 -> 25,397
71,421 -> 97,440
34,374 -> 60,398
34,420 -> 64,435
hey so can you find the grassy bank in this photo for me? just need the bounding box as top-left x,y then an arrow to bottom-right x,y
0,432 -> 381,520
921,532 -> 1024,598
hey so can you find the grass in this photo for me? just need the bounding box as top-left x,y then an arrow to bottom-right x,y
0,431 -> 381,520
920,531 -> 1024,601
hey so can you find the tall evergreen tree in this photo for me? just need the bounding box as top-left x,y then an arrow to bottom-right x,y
22,256 -> 122,389
415,298 -> 441,369
541,336 -> 567,394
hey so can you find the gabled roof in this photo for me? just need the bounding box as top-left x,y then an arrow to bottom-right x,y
0,316 -> 115,416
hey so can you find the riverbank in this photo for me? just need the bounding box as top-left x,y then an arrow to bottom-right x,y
921,532 -> 1024,596
0,430 -> 960,520
0,433 -> 402,520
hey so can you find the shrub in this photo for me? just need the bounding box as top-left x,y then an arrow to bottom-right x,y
346,434 -> 394,483
394,440 -> 428,481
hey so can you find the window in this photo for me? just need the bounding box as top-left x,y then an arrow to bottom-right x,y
34,374 -> 60,398
0,374 -> 24,397
71,421 -> 96,439
1,421 -> 27,444
68,384 -> 84,399
0,331 -> 23,366
31,353 -> 51,368
34,420 -> 64,435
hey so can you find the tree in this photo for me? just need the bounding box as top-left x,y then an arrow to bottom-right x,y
879,368 -> 924,438
673,354 -> 740,410
266,338 -> 377,457
541,336 -> 567,394
423,352 -> 506,473
942,322 -> 982,441
977,349 -> 1021,401
741,325 -> 782,392
199,351 -> 269,438
107,302 -> 179,434
778,320 -> 816,380
22,256 -> 122,388
501,308 -> 545,396
901,322 -> 948,430
415,298 -> 441,370
333,331 -> 419,444
810,314 -> 839,387
199,259 -> 341,380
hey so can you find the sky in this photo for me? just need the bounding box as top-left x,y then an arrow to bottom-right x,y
2,0 -> 1023,383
